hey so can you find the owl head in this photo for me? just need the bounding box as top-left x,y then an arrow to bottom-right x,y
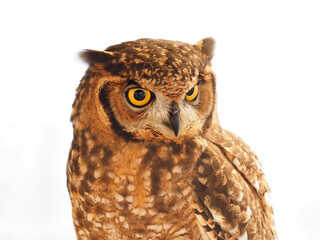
72,38 -> 219,144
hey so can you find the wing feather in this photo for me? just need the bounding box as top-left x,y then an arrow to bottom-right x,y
192,129 -> 276,239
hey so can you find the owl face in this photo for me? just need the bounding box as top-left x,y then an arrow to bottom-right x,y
98,73 -> 214,142
77,38 -> 216,143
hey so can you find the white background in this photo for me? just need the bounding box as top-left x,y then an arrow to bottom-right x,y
0,0 -> 319,239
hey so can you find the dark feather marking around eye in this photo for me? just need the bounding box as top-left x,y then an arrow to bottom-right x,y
126,80 -> 141,87
201,73 -> 216,134
99,85 -> 137,141
202,107 -> 214,134
197,79 -> 205,85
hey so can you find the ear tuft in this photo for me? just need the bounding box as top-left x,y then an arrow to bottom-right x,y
194,37 -> 215,60
79,49 -> 115,65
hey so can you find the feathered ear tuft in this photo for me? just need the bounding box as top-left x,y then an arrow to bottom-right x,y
194,37 -> 215,61
79,49 -> 115,65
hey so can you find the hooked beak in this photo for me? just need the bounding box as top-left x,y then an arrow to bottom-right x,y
169,101 -> 180,137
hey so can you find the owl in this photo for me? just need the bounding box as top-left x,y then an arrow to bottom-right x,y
67,38 -> 277,240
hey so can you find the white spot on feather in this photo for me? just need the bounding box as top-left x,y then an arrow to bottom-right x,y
127,184 -> 136,191
195,213 -> 207,226
101,197 -> 111,204
174,228 -> 187,236
123,220 -> 129,229
135,157 -> 142,165
229,224 -> 239,235
237,192 -> 244,202
131,207 -> 146,216
212,213 -> 222,222
148,209 -> 158,216
246,206 -> 252,220
147,224 -> 163,233
234,158 -> 241,166
127,175 -> 134,182
163,223 -> 172,230
139,208 -> 147,216
144,179 -> 152,188
107,171 -> 115,178
106,212 -> 115,218
172,165 -> 182,174
182,186 -> 192,196
114,192 -> 124,202
198,177 -> 207,185
131,208 -> 140,215
94,169 -> 101,178
125,195 -> 134,203
119,216 -> 125,222
87,213 -> 93,221
264,192 -> 272,207
256,161 -> 263,170
143,170 -> 151,177
157,190 -> 166,197
239,231 -> 248,240
253,180 -> 260,190
146,195 -> 155,203
94,222 -> 102,228
198,165 -> 204,174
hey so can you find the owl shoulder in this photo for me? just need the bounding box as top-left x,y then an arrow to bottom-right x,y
205,128 -> 270,198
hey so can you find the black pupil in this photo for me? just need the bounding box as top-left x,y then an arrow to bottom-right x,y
186,87 -> 194,96
134,90 -> 146,101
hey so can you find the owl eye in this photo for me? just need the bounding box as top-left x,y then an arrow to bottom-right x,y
126,88 -> 152,107
185,84 -> 199,101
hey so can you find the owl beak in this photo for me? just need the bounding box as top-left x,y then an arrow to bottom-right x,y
169,101 -> 180,137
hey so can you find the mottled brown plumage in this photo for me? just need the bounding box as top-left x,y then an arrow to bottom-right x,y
67,38 -> 277,239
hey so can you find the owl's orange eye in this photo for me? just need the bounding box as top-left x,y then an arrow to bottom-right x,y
185,84 -> 199,101
126,88 -> 152,107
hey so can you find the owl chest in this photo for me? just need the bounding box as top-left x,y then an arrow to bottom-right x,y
68,139 -> 207,239
85,145 -> 199,238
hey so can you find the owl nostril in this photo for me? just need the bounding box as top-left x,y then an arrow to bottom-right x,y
170,101 -> 180,115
